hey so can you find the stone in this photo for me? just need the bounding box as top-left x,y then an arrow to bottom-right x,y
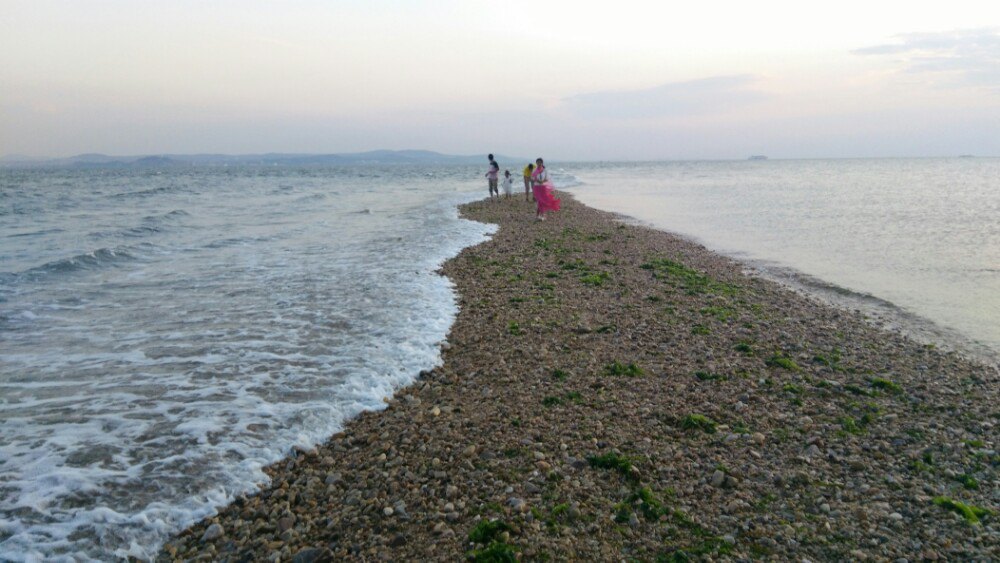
507,497 -> 527,512
201,523 -> 224,542
277,516 -> 296,533
291,547 -> 334,563
710,470 -> 726,488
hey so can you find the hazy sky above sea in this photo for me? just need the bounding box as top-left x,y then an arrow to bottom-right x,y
2,1 -> 999,160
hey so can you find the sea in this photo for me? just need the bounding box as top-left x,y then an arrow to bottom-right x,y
563,158 -> 1000,362
1,158 -> 997,560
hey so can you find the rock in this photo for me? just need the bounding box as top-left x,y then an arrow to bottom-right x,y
277,515 -> 296,533
291,547 -> 334,563
324,472 -> 342,485
430,406 -> 441,417
445,485 -> 458,498
462,445 -> 477,457
201,523 -> 224,542
888,512 -> 903,521
710,470 -> 726,488
804,444 -> 821,457
383,506 -> 394,516
507,497 -> 527,512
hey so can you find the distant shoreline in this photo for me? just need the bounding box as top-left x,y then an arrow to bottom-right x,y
162,193 -> 998,561
4,154 -> 999,169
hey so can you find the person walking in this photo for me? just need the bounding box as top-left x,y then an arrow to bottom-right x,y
522,163 -> 534,202
485,159 -> 500,200
530,158 -> 560,220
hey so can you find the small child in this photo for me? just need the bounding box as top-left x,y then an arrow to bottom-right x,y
485,161 -> 500,200
501,170 -> 513,199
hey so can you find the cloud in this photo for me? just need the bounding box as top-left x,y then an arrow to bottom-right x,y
561,75 -> 769,120
853,28 -> 1000,89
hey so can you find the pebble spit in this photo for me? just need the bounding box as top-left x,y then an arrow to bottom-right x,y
160,194 -> 998,562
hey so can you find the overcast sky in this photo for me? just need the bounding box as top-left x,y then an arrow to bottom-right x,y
2,0 -> 998,159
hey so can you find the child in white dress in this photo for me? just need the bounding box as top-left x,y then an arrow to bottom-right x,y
501,170 -> 514,199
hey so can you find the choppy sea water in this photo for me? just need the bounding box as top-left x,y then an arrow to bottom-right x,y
565,158 -> 1000,363
0,165 -> 496,560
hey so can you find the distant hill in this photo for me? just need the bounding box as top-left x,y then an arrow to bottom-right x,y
0,150 -> 526,168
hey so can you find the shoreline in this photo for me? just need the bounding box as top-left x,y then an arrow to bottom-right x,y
161,193 -> 998,561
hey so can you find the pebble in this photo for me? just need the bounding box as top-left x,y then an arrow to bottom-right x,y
710,470 -> 726,488
200,523 -> 224,542
277,515 -> 295,533
291,547 -> 333,563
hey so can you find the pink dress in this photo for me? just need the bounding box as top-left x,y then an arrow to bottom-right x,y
530,166 -> 561,213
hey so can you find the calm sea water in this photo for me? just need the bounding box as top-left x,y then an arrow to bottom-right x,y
0,165 -> 495,560
564,158 -> 1000,362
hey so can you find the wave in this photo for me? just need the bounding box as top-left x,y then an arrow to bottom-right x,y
91,210 -> 190,240
110,185 -> 183,199
18,246 -> 144,280
6,228 -> 66,239
551,170 -> 584,190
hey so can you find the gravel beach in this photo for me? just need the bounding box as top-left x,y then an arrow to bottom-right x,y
160,193 -> 998,562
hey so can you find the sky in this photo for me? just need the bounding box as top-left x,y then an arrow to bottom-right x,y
1,0 -> 999,160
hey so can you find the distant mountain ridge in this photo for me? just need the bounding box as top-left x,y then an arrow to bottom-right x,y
0,150 -> 526,168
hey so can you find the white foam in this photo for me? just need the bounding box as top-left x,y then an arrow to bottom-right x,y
0,166 -> 496,559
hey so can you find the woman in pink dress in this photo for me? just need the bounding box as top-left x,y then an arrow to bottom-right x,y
530,158 -> 560,220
